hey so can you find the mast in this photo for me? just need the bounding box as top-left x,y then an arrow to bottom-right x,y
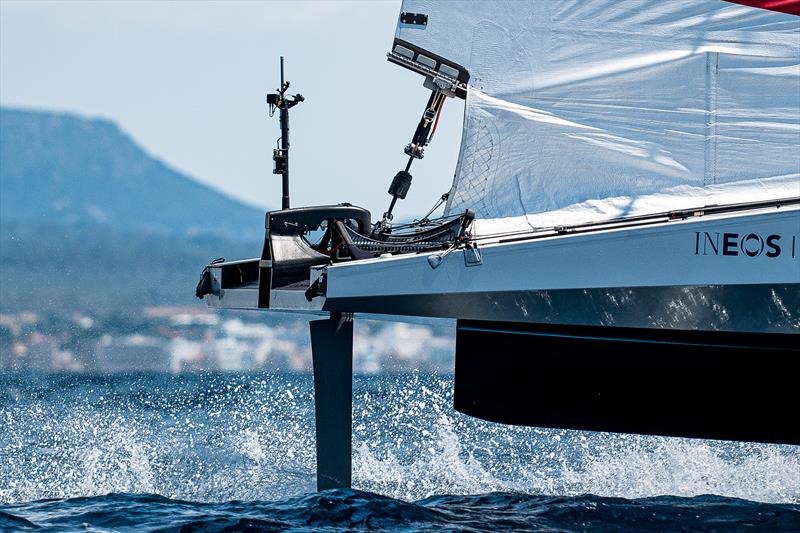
278,57 -> 290,210
268,56 -> 304,210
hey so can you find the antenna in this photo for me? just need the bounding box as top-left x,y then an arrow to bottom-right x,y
267,56 -> 304,210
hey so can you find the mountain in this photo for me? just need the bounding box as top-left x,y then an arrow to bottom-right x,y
0,107 -> 264,315
0,107 -> 264,240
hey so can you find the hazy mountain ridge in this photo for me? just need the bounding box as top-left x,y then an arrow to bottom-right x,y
0,107 -> 264,314
0,107 -> 265,240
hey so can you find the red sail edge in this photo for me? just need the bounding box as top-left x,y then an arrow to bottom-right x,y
724,0 -> 800,15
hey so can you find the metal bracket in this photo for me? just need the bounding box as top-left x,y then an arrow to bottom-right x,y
400,12 -> 428,26
464,244 -> 483,267
424,76 -> 458,99
387,39 -> 470,99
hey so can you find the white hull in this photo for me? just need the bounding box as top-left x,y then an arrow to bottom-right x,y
322,204 -> 799,332
205,203 -> 799,333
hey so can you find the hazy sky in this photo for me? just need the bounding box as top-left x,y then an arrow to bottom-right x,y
0,0 -> 465,218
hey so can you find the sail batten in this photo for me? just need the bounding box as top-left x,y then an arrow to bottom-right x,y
393,0 -> 800,226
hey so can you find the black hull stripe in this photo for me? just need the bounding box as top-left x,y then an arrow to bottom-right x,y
326,283 -> 800,334
457,325 -> 798,351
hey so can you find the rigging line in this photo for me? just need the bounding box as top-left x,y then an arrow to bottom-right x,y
319,241 -> 345,256
394,212 -> 459,230
427,97 -> 445,144
417,193 -> 450,223
345,223 -> 459,246
427,91 -> 441,113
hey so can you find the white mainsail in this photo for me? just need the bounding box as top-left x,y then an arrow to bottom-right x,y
393,0 -> 800,234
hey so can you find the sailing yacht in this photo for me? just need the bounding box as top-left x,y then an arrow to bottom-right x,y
197,0 -> 800,488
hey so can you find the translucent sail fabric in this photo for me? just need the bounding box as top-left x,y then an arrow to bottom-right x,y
394,0 -> 800,233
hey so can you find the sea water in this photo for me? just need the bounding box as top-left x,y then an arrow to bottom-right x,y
1,372 -> 798,531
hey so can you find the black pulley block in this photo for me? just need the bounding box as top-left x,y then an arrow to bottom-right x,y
388,170 -> 413,199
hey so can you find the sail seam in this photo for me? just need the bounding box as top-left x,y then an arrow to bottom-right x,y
704,51 -> 720,187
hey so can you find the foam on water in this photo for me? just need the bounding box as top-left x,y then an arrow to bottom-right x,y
1,372 -> 797,505
351,373 -> 800,503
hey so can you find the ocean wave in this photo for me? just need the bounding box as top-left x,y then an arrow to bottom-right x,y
1,372 -> 798,506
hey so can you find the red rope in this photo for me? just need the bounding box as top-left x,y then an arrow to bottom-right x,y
318,241 -> 345,256
431,98 -> 445,138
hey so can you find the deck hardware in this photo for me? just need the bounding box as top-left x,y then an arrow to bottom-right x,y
427,244 -> 457,269
399,12 -> 428,26
464,244 -> 483,267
